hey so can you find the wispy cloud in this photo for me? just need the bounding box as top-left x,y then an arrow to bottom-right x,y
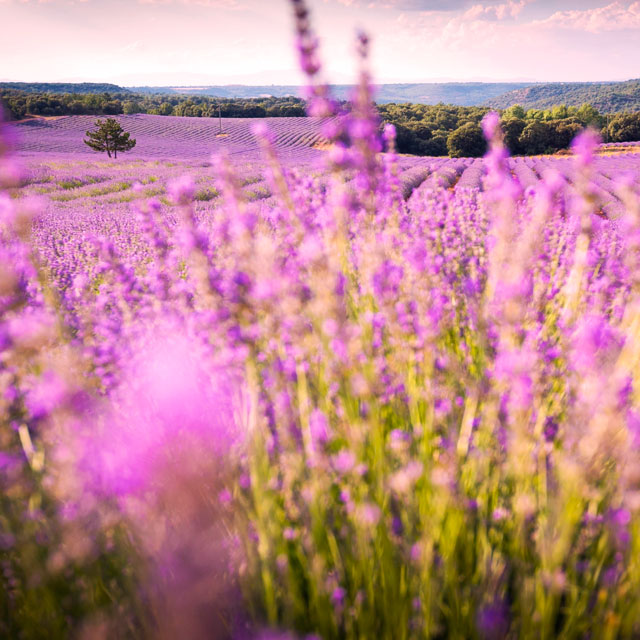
462,0 -> 531,21
328,0 -> 474,10
537,1 -> 640,32
138,0 -> 243,6
329,0 -> 534,16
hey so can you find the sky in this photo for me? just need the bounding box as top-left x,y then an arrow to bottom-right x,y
1,0 -> 640,85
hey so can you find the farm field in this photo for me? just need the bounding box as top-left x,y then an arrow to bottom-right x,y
5,105 -> 640,639
13,113 -> 640,231
15,113 -> 329,162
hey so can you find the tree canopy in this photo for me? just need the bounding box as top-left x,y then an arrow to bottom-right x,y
84,118 -> 136,158
446,122 -> 487,158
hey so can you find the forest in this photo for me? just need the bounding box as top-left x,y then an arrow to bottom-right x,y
380,102 -> 640,156
0,89 -> 307,120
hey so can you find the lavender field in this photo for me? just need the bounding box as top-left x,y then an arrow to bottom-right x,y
4,5 -> 640,640
15,113 -> 640,218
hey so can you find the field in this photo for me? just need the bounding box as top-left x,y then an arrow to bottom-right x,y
3,91 -> 640,640
14,114 -> 640,213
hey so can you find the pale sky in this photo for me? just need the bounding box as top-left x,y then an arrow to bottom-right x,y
1,0 -> 640,85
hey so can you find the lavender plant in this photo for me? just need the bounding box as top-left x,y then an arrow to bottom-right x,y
2,1 -> 640,638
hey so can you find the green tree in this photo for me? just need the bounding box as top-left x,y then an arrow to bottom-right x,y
607,112 -> 640,142
446,122 -> 486,158
83,118 -> 136,158
504,104 -> 526,119
575,103 -> 603,128
123,100 -> 142,115
501,117 -> 526,155
519,121 -> 554,155
550,104 -> 569,120
526,108 -> 545,121
549,120 -> 583,149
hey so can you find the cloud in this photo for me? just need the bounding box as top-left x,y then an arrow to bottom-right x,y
463,0 -> 531,21
537,1 -> 640,32
330,0 -> 533,13
137,0 -> 242,5
329,0 -> 474,10
381,0 -> 472,8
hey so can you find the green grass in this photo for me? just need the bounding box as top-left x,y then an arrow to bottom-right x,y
193,187 -> 220,202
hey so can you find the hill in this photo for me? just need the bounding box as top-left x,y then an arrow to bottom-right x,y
2,81 -> 532,106
487,79 -> 640,113
127,82 -> 533,105
0,82 -> 129,94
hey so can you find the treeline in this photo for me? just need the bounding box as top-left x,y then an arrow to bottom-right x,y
0,82 -> 126,95
0,90 -> 307,120
381,102 -> 640,157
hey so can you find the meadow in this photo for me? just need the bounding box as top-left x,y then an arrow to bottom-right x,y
3,4 -> 640,639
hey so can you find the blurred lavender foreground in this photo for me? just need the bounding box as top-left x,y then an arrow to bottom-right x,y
3,0 -> 640,637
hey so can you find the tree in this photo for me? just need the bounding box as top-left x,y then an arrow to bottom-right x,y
84,118 -> 136,158
501,117 -> 526,155
123,100 -> 142,115
548,120 -> 583,150
575,103 -> 603,128
518,121 -> 554,155
504,104 -> 526,119
607,112 -> 640,143
550,104 -> 569,120
447,122 -> 486,158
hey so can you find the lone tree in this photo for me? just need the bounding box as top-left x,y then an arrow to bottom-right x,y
84,118 -> 136,158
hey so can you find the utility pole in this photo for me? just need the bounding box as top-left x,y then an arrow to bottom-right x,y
219,104 -> 223,134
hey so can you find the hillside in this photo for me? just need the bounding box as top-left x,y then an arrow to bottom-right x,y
128,82 -> 533,105
0,82 -> 129,94
2,81 -> 533,106
487,79 -> 640,113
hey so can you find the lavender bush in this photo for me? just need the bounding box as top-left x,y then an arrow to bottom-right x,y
3,1 -> 640,638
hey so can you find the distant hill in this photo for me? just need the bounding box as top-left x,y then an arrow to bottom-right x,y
487,79 -> 640,113
127,83 -> 534,106
9,81 -> 640,112
0,82 -> 129,94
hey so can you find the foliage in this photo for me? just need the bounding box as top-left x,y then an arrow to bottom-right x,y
487,78 -> 640,113
514,119 -> 584,155
0,82 -> 127,94
377,103 -> 490,156
500,117 -> 526,154
84,118 -> 136,158
0,89 -> 308,121
446,121 -> 486,157
377,101 -> 634,157
608,112 -> 640,143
